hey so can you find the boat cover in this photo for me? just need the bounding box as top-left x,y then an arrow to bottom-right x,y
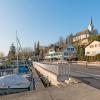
0,74 -> 30,88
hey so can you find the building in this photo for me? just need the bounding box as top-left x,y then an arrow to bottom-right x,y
73,18 -> 98,44
85,41 -> 100,56
63,44 -> 77,60
45,49 -> 63,60
45,43 -> 77,61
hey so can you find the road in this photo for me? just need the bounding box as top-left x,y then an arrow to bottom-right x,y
70,63 -> 100,77
64,63 -> 100,89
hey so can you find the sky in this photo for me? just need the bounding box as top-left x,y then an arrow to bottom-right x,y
0,0 -> 100,55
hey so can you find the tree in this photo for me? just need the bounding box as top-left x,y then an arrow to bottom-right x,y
57,36 -> 65,45
79,46 -> 85,57
66,33 -> 73,44
8,43 -> 16,60
18,47 -> 33,60
34,42 -> 37,56
0,52 -> 4,59
36,41 -> 40,56
40,49 -> 44,60
6,59 -> 13,65
88,34 -> 100,42
75,45 -> 85,61
96,54 -> 100,61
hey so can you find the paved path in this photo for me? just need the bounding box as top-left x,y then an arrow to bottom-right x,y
32,68 -> 45,90
1,83 -> 100,100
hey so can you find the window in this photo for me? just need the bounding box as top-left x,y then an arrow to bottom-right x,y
51,54 -> 54,56
67,48 -> 70,50
90,45 -> 94,48
86,52 -> 90,54
64,52 -> 68,56
57,53 -> 59,55
92,51 -> 96,54
71,48 -> 74,51
64,52 -> 67,55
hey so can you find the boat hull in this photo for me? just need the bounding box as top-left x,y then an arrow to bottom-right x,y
0,88 -> 29,95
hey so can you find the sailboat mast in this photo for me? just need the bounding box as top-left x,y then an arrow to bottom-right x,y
16,30 -> 19,70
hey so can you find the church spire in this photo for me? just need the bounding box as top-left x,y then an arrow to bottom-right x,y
90,17 -> 92,25
88,17 -> 94,32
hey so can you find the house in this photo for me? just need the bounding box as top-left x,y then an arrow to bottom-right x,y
45,43 -> 77,61
63,44 -> 77,60
45,43 -> 67,61
85,40 -> 100,56
45,49 -> 63,60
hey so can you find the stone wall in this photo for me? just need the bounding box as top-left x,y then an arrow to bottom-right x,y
33,62 -> 68,85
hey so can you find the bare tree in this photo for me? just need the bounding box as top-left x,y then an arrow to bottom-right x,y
57,36 -> 65,45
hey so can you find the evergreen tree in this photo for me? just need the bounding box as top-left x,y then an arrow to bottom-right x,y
40,49 -> 44,60
34,42 -> 37,56
8,43 -> 16,60
0,52 -> 4,59
37,41 -> 40,56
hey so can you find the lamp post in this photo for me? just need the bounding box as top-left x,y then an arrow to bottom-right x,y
67,51 -> 73,80
68,60 -> 70,80
85,61 -> 87,68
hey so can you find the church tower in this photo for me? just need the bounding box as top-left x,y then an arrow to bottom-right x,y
88,18 -> 94,32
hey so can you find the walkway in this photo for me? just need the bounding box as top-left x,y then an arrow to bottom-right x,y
1,83 -> 100,100
32,67 -> 45,90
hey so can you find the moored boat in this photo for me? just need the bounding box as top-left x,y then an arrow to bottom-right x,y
0,74 -> 30,95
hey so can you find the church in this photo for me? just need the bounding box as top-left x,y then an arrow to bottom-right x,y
73,18 -> 98,44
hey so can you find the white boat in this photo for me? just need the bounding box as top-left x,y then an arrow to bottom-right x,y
0,74 -> 30,89
0,33 -> 32,95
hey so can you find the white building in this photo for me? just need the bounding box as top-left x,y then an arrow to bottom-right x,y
85,41 -> 100,56
45,49 -> 63,60
73,18 -> 97,43
73,31 -> 90,42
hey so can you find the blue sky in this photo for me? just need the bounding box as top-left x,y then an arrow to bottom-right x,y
0,0 -> 100,55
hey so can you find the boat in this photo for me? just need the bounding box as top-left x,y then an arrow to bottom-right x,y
0,74 -> 30,95
0,32 -> 32,95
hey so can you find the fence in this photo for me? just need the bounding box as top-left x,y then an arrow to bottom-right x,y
0,68 -> 17,77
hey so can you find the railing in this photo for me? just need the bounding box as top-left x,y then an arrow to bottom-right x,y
33,62 -> 68,76
0,68 -> 17,77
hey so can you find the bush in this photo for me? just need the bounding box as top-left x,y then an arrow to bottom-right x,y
84,54 -> 100,62
6,59 -> 13,65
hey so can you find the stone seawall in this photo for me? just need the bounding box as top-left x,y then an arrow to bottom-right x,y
33,62 -> 68,85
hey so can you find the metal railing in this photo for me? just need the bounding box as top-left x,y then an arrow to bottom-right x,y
33,62 -> 68,76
